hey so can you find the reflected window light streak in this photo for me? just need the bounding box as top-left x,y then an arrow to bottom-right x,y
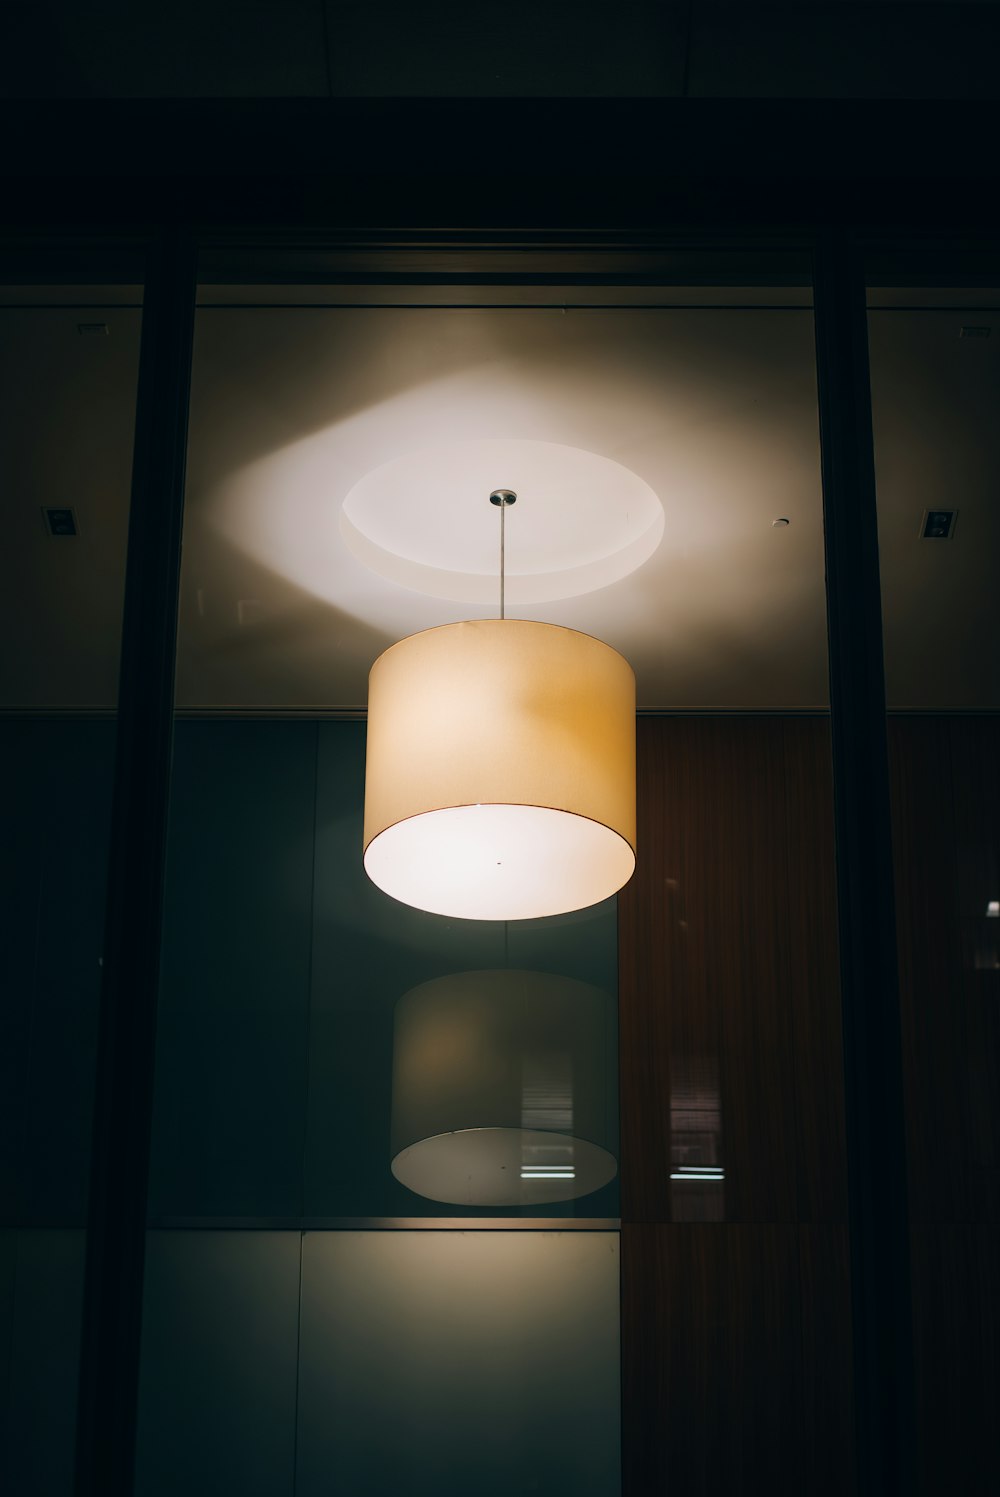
521,1051 -> 574,1133
670,1053 -> 725,1216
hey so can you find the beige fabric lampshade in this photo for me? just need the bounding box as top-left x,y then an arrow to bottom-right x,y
363,619 -> 636,921
391,969 -> 618,1206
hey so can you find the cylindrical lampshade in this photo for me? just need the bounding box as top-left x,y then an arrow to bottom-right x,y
391,969 -> 618,1206
364,619 -> 635,920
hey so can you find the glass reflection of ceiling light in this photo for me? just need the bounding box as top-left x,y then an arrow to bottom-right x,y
363,490 -> 636,921
987,900 -> 999,918
670,1169 -> 725,1181
390,970 -> 618,1207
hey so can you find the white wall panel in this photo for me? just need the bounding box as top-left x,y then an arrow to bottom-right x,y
297,1230 -> 621,1497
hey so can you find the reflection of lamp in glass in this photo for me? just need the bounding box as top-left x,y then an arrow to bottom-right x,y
363,491 -> 636,921
390,969 -> 618,1206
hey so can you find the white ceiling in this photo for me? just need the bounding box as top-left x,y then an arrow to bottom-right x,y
1,288 -> 997,712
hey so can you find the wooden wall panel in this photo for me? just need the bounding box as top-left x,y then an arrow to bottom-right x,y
622,1225 -> 801,1495
622,1223 -> 854,1497
888,716 -> 962,1222
619,716 -> 853,1497
947,717 -> 1000,1217
621,716 -> 1000,1496
796,1222 -> 856,1491
889,719 -> 1000,1203
909,1225 -> 1000,1497
889,716 -> 1000,1225
619,717 -> 847,1225
889,716 -> 1000,1495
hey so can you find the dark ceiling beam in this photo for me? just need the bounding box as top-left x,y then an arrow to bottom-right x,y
2,98 -> 999,240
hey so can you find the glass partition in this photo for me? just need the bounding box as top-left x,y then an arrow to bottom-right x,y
135,271 -> 850,1495
0,280 -> 142,1493
150,716 -> 619,1224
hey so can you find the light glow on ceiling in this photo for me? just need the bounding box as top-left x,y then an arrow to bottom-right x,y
340,437 -> 664,605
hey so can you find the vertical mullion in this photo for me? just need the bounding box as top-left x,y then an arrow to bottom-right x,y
75,230 -> 196,1497
813,232 -> 917,1496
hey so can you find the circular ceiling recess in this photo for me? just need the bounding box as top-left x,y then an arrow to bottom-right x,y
339,438 -> 665,604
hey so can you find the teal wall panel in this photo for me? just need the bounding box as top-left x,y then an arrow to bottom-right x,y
135,1231 -> 300,1497
0,720 -> 115,1225
150,721 -> 317,1218
0,1229 -> 85,1496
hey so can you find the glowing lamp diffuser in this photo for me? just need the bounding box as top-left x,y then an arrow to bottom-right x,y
363,491 -> 636,921
391,969 -> 618,1206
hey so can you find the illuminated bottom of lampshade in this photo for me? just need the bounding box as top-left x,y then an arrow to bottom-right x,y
391,1127 -> 618,1207
364,802 -> 636,921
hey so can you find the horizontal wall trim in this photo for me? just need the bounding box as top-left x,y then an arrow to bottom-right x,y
149,1216 -> 621,1232
4,706 -> 1000,721
6,298 -> 1000,312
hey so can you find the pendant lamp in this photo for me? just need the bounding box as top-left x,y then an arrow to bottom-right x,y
390,969 -> 618,1206
363,491 -> 636,921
